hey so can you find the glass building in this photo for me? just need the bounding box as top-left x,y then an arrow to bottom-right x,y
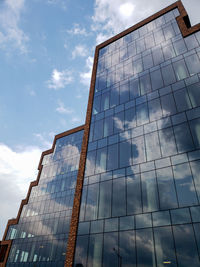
1,1 -> 200,266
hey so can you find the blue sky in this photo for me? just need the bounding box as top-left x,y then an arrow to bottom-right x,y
0,0 -> 199,239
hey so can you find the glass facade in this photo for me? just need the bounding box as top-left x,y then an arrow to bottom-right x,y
5,130 -> 83,267
75,8 -> 200,267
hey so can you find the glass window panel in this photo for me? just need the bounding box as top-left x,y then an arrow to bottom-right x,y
104,218 -> 118,232
98,75 -> 107,91
132,136 -> 146,164
133,59 -> 143,74
154,29 -> 165,44
87,234 -> 103,267
136,228 -> 156,267
78,222 -> 90,235
159,127 -> 177,157
120,216 -> 135,230
145,33 -> 155,49
107,143 -> 118,171
113,111 -> 124,134
95,147 -> 107,174
187,82 -> 200,108
150,69 -> 164,90
154,227 -> 177,267
74,235 -> 89,267
145,131 -> 161,161
85,151 -> 96,176
128,42 -> 137,57
124,62 -> 133,79
161,93 -> 177,116
173,60 -> 189,81
112,177 -> 126,217
103,232 -> 118,267
156,167 -> 178,209
90,220 -> 104,234
104,116 -> 113,137
171,208 -> 191,224
98,180 -> 112,219
79,186 -> 87,221
143,53 -> 154,70
93,95 -> 101,115
107,71 -> 115,87
127,174 -> 142,215
173,224 -> 200,267
101,92 -> 109,111
125,107 -> 136,130
110,84 -> 119,108
141,170 -> 159,212
119,231 -> 136,267
120,47 -> 128,62
136,38 -> 145,54
174,88 -> 192,112
129,78 -> 140,99
112,50 -> 119,66
139,73 -> 152,95
189,118 -> 200,149
190,160 -> 200,201
148,98 -> 162,122
115,66 -> 124,83
93,120 -> 104,141
193,223 -> 200,253
174,122 -> 195,153
119,141 -> 132,168
173,163 -> 198,206
163,43 -> 176,60
173,39 -> 187,56
152,47 -> 164,65
185,53 -> 200,76
135,213 -> 152,229
161,64 -> 176,86
85,183 -> 99,221
152,210 -> 171,227
163,24 -> 175,40
136,103 -> 149,126
120,82 -> 129,104
185,35 -> 199,50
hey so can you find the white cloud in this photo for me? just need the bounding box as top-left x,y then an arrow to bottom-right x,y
46,69 -> 73,90
0,143 -> 42,239
72,45 -> 88,59
119,2 -> 135,18
56,100 -> 73,114
80,56 -> 94,87
33,133 -> 52,149
0,0 -> 29,53
67,23 -> 88,36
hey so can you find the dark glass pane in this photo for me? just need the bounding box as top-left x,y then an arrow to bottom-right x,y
120,82 -> 129,104
119,141 -> 132,168
128,43 -> 136,57
173,60 -> 189,81
152,210 -> 171,227
145,33 -> 155,49
95,147 -> 107,174
79,186 -> 87,221
143,53 -> 154,70
161,93 -> 177,116
173,163 -> 198,206
112,177 -> 126,217
104,116 -> 113,137
152,46 -> 164,65
135,213 -> 152,228
85,151 -> 96,176
173,224 -> 200,267
125,107 -> 136,130
174,122 -> 194,153
185,54 -> 200,76
98,75 -> 107,90
154,227 -> 177,267
163,43 -> 176,60
107,144 -> 119,171
85,183 -> 99,221
156,167 -> 178,209
132,136 -> 146,164
136,228 -> 156,267
145,132 -> 161,161
130,78 -> 140,99
150,69 -> 164,90
159,127 -> 177,157
136,103 -> 149,126
119,231 -> 136,267
112,51 -> 119,66
93,95 -> 101,114
120,216 -> 135,230
190,160 -> 200,201
141,170 -> 159,212
161,64 -> 176,86
124,62 -> 133,79
173,88 -> 192,112
87,234 -> 103,267
93,120 -> 104,141
127,174 -> 142,214
173,39 -> 187,56
171,208 -> 191,224
189,118 -> 200,148
74,235 -> 89,267
98,180 -> 112,219
148,98 -> 162,121
163,24 -> 175,40
193,223 -> 200,252
187,82 -> 200,108
136,38 -> 145,54
110,84 -> 119,108
103,232 -> 118,267
133,59 -> 143,74
139,73 -> 152,95
101,92 -> 110,111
